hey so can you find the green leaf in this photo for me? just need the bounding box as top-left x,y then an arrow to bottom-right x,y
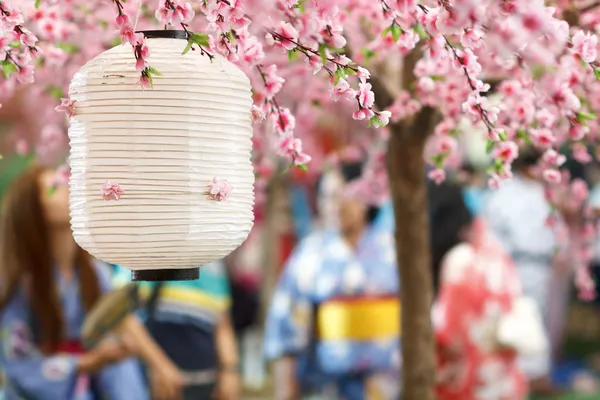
2,61 -> 17,78
368,115 -> 384,128
594,68 -> 600,81
413,23 -> 429,40
381,26 -> 392,38
297,164 -> 308,172
111,37 -> 122,47
318,44 -> 328,64
9,41 -> 21,48
361,48 -> 375,61
431,75 -> 445,81
498,130 -> 507,141
345,67 -> 357,75
333,68 -> 346,85
431,154 -> 446,169
182,32 -> 210,54
576,111 -> 597,123
531,65 -> 546,80
486,139 -> 495,154
146,66 -> 162,76
288,49 -> 298,61
516,129 -> 531,145
191,32 -> 210,47
182,40 -> 194,55
35,0 -> 41,8
56,43 -> 79,54
47,185 -> 57,197
391,24 -> 402,42
293,0 -> 306,12
45,85 -> 64,99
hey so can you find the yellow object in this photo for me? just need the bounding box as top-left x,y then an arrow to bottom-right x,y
317,297 -> 401,341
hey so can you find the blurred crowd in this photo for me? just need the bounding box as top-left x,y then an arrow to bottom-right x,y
1,145 -> 600,400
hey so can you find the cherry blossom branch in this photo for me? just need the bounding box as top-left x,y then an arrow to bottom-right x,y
580,1 -> 600,13
0,1 -> 39,83
161,0 -> 214,59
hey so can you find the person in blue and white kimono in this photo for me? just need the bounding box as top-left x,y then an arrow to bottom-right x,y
0,166 -> 181,400
264,161 -> 400,400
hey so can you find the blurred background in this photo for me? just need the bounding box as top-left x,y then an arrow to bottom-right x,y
2,87 -> 600,400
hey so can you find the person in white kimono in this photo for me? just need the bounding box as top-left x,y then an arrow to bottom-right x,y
483,148 -> 569,397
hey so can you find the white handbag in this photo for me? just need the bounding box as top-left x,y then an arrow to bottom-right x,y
496,296 -> 549,356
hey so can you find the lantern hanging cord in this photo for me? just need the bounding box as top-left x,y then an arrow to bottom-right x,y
134,0 -> 142,30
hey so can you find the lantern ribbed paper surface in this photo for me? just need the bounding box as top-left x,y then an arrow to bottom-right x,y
68,34 -> 254,271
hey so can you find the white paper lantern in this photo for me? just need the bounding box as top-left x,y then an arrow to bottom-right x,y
68,31 -> 254,280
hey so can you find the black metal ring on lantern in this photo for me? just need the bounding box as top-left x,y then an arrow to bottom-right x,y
132,268 -> 200,282
137,30 -> 188,40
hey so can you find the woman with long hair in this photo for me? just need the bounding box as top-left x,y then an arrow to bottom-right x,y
0,165 -> 181,400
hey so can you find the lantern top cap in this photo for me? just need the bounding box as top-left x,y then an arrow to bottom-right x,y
137,30 -> 187,40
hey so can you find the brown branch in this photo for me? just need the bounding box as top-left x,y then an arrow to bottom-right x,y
402,45 -> 423,95
369,74 -> 396,110
581,0 -> 600,13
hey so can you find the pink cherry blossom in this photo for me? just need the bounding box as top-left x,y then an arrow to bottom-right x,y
493,142 -> 519,164
571,179 -> 589,205
51,165 -> 71,187
428,168 -> 446,185
572,143 -> 592,164
207,177 -> 232,201
356,82 -> 375,109
266,22 -> 299,52
331,79 -> 356,101
543,169 -> 562,184
251,105 -> 265,123
101,181 -> 124,201
572,31 -> 598,63
263,65 -> 285,98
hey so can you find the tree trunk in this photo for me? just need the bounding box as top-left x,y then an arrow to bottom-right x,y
387,108 -> 437,400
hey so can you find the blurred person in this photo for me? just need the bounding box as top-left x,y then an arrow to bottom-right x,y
483,148 -> 570,396
263,161 -> 400,400
0,165 -> 182,400
113,261 -> 241,400
430,181 -> 529,400
459,163 -> 488,217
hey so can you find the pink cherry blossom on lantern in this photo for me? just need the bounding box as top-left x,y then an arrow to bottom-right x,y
55,98 -> 77,118
207,177 -> 232,201
572,31 -> 598,63
101,181 -> 124,201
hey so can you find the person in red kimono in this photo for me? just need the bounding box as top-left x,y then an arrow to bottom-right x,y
430,181 -> 530,400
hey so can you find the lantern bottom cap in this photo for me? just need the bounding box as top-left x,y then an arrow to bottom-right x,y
131,268 -> 200,282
